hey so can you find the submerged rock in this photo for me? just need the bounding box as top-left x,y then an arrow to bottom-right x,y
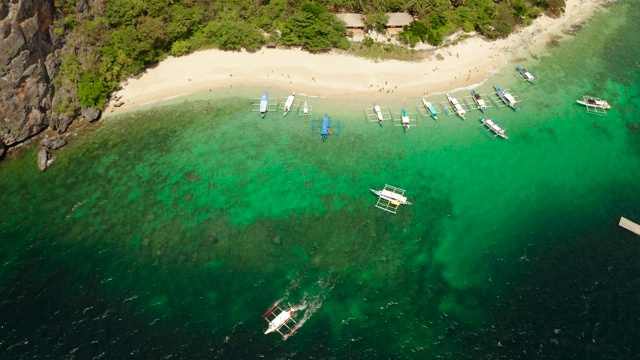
210,236 -> 218,245
41,135 -> 66,150
37,148 -> 49,171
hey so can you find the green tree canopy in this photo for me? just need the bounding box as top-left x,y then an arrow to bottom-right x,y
281,5 -> 349,52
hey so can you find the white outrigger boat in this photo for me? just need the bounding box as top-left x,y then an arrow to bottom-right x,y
303,101 -> 309,115
577,95 -> 612,110
516,66 -> 535,84
480,118 -> 508,139
371,184 -> 411,214
422,98 -> 438,119
262,303 -> 299,340
401,108 -> 410,132
447,94 -> 466,119
283,91 -> 296,116
373,102 -> 384,125
494,86 -> 518,110
471,90 -> 487,112
259,91 -> 269,117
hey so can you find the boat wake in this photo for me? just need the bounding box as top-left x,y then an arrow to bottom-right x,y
281,274 -> 338,339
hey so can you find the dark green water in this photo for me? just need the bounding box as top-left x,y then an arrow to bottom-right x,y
2,2 -> 640,358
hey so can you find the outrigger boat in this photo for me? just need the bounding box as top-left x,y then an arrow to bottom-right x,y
576,96 -> 612,110
422,98 -> 438,119
371,184 -> 411,214
471,90 -> 487,112
262,303 -> 299,340
283,91 -> 296,116
516,66 -> 535,84
480,117 -> 508,139
303,101 -> 309,115
494,86 -> 518,110
321,113 -> 332,141
447,94 -> 466,119
259,91 -> 269,117
373,102 -> 384,126
401,108 -> 411,132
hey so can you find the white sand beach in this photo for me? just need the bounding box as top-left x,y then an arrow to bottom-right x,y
104,0 -> 606,115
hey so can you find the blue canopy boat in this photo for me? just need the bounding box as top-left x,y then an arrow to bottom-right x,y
321,113 -> 331,141
401,108 -> 410,132
422,98 -> 438,119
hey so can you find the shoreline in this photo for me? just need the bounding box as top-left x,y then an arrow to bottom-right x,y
103,0 -> 606,117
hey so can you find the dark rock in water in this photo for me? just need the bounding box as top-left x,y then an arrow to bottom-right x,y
41,135 -> 67,150
82,107 -> 101,122
0,139 -> 6,160
210,236 -> 218,245
37,148 -> 49,171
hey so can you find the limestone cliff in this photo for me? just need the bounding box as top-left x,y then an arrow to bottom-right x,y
0,0 -> 60,149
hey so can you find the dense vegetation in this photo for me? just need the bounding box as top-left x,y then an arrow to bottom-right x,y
52,0 -> 565,115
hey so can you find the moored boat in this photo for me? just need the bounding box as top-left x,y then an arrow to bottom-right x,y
422,98 -> 438,119
303,101 -> 308,115
371,184 -> 411,214
401,107 -> 410,132
373,102 -> 384,126
480,117 -> 508,139
283,91 -> 296,116
259,91 -> 269,117
576,96 -> 612,109
471,90 -> 487,112
447,93 -> 466,119
494,85 -> 518,110
321,113 -> 331,141
516,66 -> 535,84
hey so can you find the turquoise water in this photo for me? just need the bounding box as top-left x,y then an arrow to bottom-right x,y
2,1 -> 640,358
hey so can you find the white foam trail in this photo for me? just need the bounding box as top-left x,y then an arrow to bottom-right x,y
284,274 -> 338,339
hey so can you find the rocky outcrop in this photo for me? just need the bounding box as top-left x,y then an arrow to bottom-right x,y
37,147 -> 48,171
0,0 -> 59,147
41,135 -> 66,150
81,107 -> 101,122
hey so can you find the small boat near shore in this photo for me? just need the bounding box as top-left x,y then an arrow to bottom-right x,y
374,102 -> 384,125
259,91 -> 269,117
371,185 -> 411,214
447,94 -> 466,119
321,113 -> 332,141
480,117 -> 508,139
303,101 -> 308,115
471,90 -> 487,112
283,91 -> 296,116
401,108 -> 410,132
516,66 -> 536,84
422,98 -> 438,119
494,86 -> 518,110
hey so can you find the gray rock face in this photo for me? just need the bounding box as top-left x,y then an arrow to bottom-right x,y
37,147 -> 49,171
41,135 -> 66,150
82,107 -> 101,122
0,0 -> 57,147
